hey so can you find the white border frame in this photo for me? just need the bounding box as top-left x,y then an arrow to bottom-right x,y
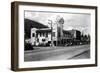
18,5 -> 96,68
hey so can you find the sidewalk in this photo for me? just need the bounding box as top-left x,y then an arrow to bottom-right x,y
25,45 -> 89,53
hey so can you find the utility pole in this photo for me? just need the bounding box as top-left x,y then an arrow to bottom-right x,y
48,20 -> 53,47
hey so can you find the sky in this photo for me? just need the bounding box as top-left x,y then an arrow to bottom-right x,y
25,11 -> 91,35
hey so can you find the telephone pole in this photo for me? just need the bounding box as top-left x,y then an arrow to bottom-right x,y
48,20 -> 53,47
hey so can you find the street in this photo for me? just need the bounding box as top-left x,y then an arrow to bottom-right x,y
24,45 -> 90,61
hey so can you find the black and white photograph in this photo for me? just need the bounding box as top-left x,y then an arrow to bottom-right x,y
24,11 -> 91,61
11,2 -> 97,71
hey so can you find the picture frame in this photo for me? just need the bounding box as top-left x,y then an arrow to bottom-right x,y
11,1 -> 98,71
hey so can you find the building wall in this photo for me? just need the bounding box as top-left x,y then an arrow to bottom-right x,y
36,33 -> 51,44
30,28 -> 52,45
30,28 -> 81,46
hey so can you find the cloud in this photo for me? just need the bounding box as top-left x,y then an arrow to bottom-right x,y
25,11 -> 90,35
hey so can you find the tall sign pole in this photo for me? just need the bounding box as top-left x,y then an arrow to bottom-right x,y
48,20 -> 53,47
56,16 -> 64,45
48,16 -> 64,46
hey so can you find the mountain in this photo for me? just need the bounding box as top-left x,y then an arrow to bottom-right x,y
24,18 -> 48,39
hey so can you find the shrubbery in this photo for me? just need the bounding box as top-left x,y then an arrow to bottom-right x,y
24,43 -> 34,50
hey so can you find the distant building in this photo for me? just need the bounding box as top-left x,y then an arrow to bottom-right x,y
68,29 -> 81,40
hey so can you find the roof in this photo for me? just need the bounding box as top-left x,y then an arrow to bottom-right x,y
63,30 -> 71,35
36,29 -> 51,33
36,29 -> 72,35
25,18 -> 48,29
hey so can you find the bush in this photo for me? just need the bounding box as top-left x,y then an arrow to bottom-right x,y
24,43 -> 34,50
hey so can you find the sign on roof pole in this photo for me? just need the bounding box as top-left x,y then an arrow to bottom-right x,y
56,16 -> 64,45
48,20 -> 53,47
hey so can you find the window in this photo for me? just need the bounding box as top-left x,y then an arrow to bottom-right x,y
36,33 -> 38,37
52,32 -> 55,37
43,33 -> 44,36
40,33 -> 41,37
37,38 -> 39,42
32,33 -> 35,37
46,33 -> 48,37
42,39 -> 46,42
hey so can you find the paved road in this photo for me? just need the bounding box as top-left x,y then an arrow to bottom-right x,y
24,45 -> 90,61
70,50 -> 90,59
